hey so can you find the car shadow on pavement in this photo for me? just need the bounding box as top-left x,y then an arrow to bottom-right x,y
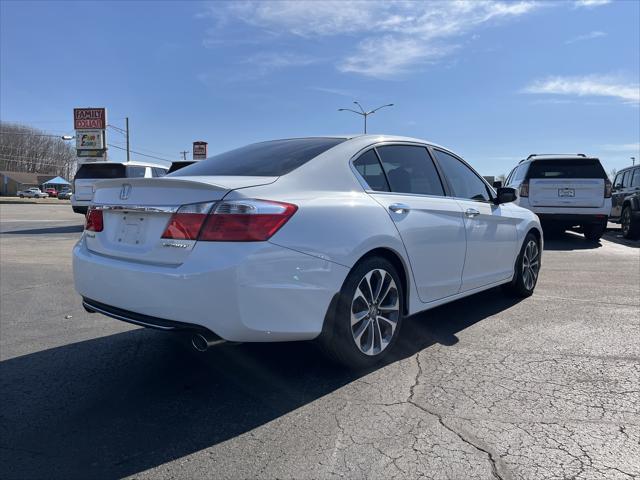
0,289 -> 519,480
542,230 -> 603,251
602,228 -> 640,248
0,225 -> 84,235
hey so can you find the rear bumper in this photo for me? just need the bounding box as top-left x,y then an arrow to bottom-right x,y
73,237 -> 349,342
70,195 -> 90,214
536,213 -> 608,227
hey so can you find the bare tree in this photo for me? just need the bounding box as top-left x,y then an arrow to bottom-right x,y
0,122 -> 77,179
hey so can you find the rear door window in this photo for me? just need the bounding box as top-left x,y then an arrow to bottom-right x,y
126,166 -> 146,178
376,145 -> 444,196
631,168 -> 640,187
170,138 -> 346,177
152,167 -> 168,177
527,159 -> 606,179
353,150 -> 390,192
433,149 -> 492,202
75,164 -> 126,179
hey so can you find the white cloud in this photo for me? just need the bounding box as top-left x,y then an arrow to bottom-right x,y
202,1 -> 541,78
243,52 -> 319,70
523,75 -> 640,104
573,0 -> 611,8
600,143 -> 640,152
308,86 -> 355,98
565,30 -> 606,44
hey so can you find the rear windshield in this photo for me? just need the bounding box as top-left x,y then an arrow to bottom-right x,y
170,138 -> 346,177
527,159 -> 606,179
75,164 -> 125,179
167,161 -> 195,174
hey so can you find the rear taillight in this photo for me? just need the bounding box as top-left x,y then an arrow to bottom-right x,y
604,179 -> 612,198
161,202 -> 215,240
85,207 -> 103,232
200,200 -> 297,241
161,199 -> 297,242
519,181 -> 529,197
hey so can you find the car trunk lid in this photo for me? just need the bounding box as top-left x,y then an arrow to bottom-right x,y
84,175 -> 276,265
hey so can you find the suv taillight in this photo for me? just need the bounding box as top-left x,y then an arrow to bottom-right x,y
85,207 -> 103,232
604,179 -> 612,198
162,199 -> 297,242
519,181 -> 529,197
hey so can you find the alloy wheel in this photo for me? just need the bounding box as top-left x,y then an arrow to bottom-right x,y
350,269 -> 400,356
521,240 -> 540,291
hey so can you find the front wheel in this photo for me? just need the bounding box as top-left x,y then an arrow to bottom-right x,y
621,206 -> 640,239
503,233 -> 541,298
318,256 -> 403,369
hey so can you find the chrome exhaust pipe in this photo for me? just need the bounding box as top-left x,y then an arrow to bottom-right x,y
191,332 -> 226,352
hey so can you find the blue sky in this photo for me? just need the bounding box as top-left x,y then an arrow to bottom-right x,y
1,0 -> 638,176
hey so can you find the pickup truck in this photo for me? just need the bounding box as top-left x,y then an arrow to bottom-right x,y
17,188 -> 49,198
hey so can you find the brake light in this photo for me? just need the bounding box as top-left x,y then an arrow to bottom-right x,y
604,179 -> 612,198
200,199 -> 297,241
85,207 -> 103,232
161,202 -> 214,240
519,181 -> 529,197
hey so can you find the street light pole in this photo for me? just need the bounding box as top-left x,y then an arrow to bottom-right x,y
632,156 -> 636,166
338,101 -> 394,134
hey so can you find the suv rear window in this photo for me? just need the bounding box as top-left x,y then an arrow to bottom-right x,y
75,164 -> 125,179
527,159 -> 606,179
170,138 -> 346,177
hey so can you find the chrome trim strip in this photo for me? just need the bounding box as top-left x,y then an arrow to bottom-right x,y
93,204 -> 179,213
83,301 -> 176,331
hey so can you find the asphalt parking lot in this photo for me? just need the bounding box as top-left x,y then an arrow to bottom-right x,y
1,202 -> 638,480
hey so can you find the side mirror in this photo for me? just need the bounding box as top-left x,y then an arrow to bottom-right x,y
495,187 -> 517,204
493,181 -> 503,188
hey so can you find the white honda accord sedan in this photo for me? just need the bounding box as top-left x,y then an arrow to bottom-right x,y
74,135 -> 542,367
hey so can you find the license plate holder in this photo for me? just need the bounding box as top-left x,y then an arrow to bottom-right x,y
117,214 -> 147,245
558,188 -> 575,197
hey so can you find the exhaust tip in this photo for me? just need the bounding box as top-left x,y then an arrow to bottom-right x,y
191,332 -> 225,352
191,333 -> 210,352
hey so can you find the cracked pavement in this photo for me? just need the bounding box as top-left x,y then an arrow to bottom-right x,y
1,203 -> 639,479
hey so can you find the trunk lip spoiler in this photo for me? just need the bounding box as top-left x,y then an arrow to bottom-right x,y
93,204 -> 180,214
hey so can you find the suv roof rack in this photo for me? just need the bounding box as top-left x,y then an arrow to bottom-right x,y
520,153 -> 587,163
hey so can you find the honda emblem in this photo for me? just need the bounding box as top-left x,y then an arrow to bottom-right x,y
120,183 -> 132,200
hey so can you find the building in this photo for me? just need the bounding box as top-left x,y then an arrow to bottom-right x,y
0,171 -> 59,196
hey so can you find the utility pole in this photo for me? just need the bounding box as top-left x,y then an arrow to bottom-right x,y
125,117 -> 130,163
179,150 -> 189,160
338,101 -> 394,134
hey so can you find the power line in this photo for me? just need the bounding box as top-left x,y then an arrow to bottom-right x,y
107,143 -> 173,162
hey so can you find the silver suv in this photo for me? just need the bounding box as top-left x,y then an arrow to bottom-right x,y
505,154 -> 612,241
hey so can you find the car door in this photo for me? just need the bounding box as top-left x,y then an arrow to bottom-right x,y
610,171 -> 627,218
431,148 -> 518,292
353,145 -> 466,303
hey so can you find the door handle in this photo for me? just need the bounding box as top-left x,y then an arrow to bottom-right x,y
389,203 -> 410,214
465,208 -> 480,218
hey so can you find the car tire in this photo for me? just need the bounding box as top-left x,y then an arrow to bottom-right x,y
583,223 -> 605,242
19,195 -> 24,198
318,256 -> 404,369
502,233 -> 540,298
621,206 -> 640,239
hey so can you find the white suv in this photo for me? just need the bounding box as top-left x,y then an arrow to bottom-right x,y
505,154 -> 611,241
71,161 -> 168,214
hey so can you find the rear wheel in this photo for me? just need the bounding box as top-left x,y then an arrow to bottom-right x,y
503,233 -> 540,298
621,206 -> 640,239
319,256 -> 403,369
583,223 -> 605,242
